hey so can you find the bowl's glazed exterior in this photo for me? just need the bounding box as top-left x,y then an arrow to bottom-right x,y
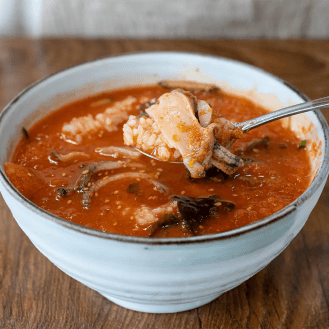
0,52 -> 328,313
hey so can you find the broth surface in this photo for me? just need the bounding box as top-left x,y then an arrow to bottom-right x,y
6,85 -> 312,237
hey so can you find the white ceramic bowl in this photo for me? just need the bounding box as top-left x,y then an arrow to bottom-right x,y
0,52 -> 328,313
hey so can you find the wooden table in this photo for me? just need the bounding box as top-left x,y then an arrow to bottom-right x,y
0,39 -> 328,329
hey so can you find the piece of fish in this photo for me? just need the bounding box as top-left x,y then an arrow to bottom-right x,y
123,89 -> 244,178
146,90 -> 219,178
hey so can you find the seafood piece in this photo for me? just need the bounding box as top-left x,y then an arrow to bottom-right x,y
146,90 -> 220,178
133,201 -> 177,226
197,100 -> 243,147
211,143 -> 244,175
82,172 -> 169,207
123,89 -> 244,178
95,146 -> 141,159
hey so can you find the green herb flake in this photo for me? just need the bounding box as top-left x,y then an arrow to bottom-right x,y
298,140 -> 307,149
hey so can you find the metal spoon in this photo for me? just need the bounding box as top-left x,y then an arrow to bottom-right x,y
134,96 -> 329,162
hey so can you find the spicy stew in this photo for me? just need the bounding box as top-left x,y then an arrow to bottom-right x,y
5,85 -> 312,237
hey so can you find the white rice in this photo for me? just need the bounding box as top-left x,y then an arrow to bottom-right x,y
62,96 -> 137,143
123,115 -> 182,162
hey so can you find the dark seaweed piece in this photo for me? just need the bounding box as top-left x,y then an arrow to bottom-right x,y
205,167 -> 230,179
22,127 -> 29,140
280,142 -> 288,149
149,213 -> 180,237
211,142 -> 244,175
127,182 -> 139,194
186,167 -> 229,184
244,136 -> 270,151
171,195 -> 235,233
298,140 -> 307,149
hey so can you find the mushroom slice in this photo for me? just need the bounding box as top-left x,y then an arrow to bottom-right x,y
51,151 -> 90,162
159,80 -> 219,93
95,146 -> 141,159
197,100 -> 213,128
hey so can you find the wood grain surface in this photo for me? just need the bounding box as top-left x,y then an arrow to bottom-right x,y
0,39 -> 329,329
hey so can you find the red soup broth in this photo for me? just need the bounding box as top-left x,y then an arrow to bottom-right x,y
5,85 -> 312,237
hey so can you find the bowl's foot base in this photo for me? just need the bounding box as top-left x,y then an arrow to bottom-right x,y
99,292 -> 218,313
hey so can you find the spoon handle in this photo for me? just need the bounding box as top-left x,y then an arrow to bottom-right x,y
236,96 -> 329,132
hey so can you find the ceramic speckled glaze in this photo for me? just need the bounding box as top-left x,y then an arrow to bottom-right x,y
0,53 -> 328,313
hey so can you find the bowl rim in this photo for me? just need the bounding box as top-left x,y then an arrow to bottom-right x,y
0,51 -> 328,245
